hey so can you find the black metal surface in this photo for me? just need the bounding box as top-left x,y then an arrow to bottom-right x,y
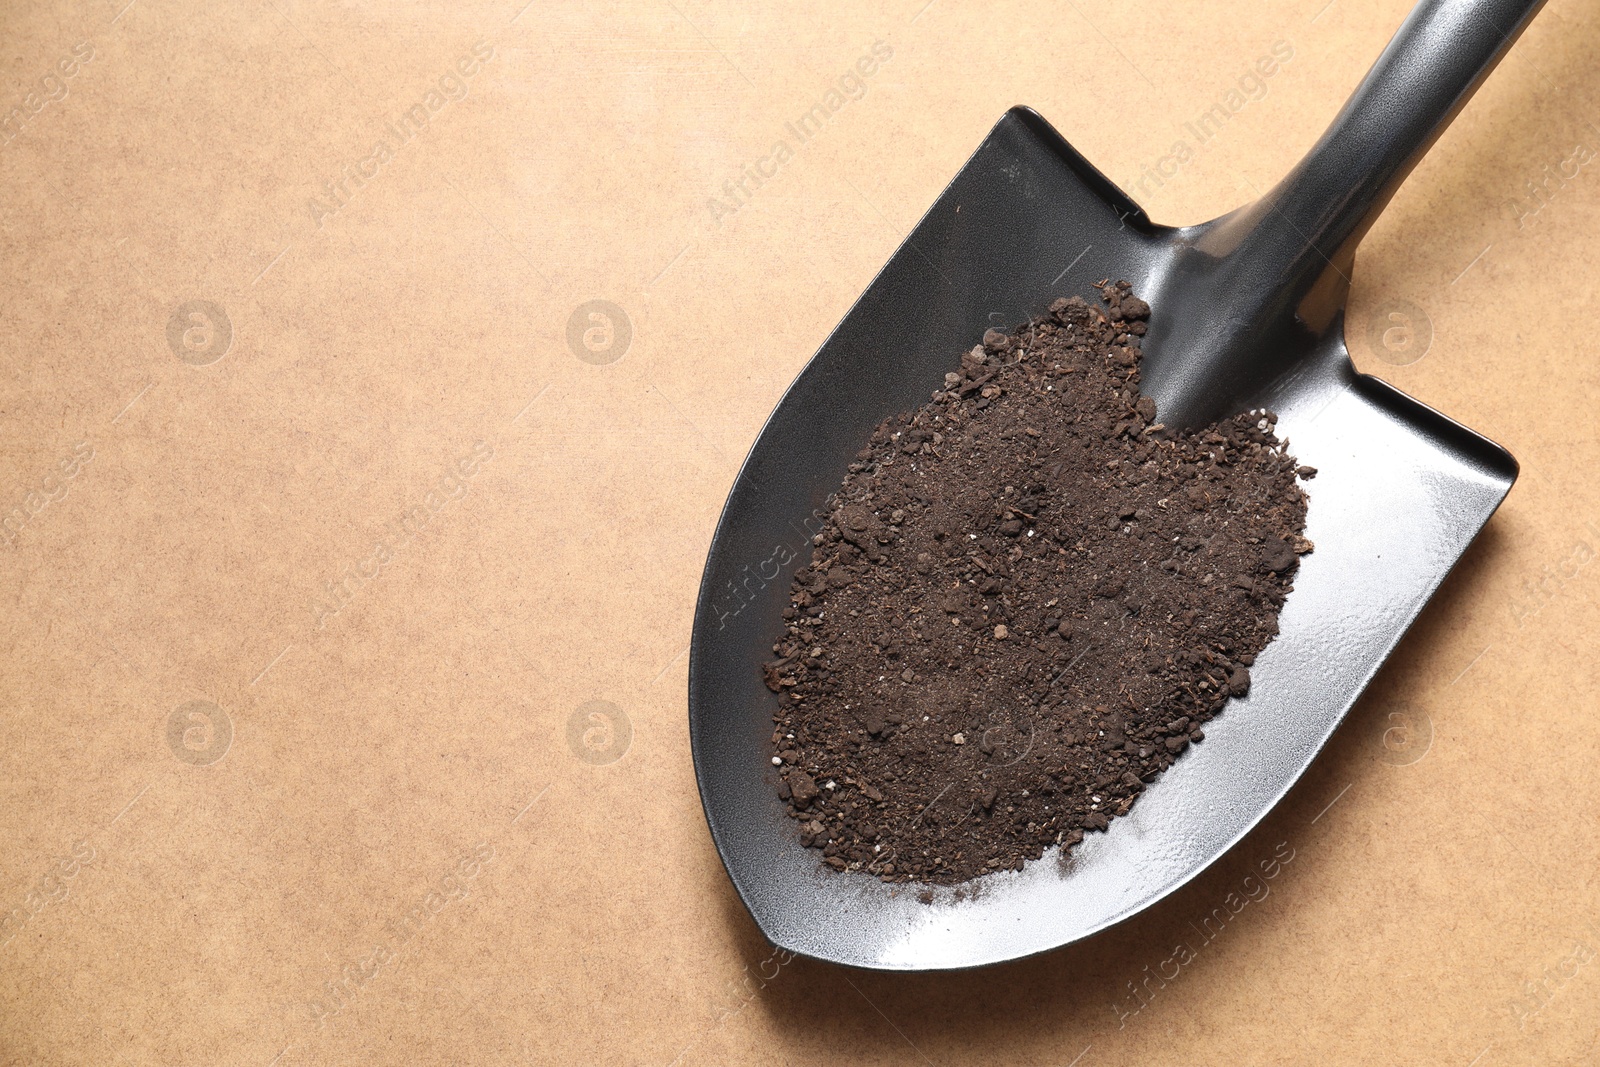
689,0 -> 1539,970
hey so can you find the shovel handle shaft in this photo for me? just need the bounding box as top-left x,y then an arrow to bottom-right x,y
1138,0 -> 1549,428
1271,0 -> 1547,286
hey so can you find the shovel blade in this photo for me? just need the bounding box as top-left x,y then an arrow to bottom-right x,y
688,108 -> 1514,970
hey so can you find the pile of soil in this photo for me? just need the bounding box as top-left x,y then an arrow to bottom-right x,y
764,281 -> 1313,886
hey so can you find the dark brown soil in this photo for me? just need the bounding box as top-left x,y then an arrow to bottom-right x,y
764,282 -> 1313,886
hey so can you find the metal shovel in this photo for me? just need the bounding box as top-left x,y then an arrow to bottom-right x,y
689,0 -> 1541,970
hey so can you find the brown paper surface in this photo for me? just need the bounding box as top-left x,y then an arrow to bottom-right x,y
3,0 -> 1598,1063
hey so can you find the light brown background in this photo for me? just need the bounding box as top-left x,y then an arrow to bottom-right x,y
2,0 -> 1598,1063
